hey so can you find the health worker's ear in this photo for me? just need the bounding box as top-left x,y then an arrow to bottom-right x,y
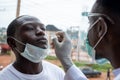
96,17 -> 107,39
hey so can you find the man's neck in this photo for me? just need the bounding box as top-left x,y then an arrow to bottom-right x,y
13,57 -> 43,74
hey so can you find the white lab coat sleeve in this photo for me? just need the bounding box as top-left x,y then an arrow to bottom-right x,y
113,68 -> 120,77
114,73 -> 120,80
64,65 -> 88,80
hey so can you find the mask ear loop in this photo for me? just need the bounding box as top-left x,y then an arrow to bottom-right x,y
93,17 -> 108,49
88,17 -> 108,64
7,37 -> 25,46
88,17 -> 108,49
7,37 -> 26,53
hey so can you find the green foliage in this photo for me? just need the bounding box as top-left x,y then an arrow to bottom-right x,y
91,63 -> 113,72
45,56 -> 112,72
45,56 -> 58,60
6,51 -> 11,55
74,61 -> 87,67
0,50 -> 11,55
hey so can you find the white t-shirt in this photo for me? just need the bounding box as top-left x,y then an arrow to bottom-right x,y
0,61 -> 65,80
0,61 -> 87,80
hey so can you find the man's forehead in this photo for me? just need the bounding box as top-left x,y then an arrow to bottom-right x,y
16,16 -> 42,26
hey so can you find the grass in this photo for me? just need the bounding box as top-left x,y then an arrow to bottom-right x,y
74,61 -> 113,72
45,56 -> 113,72
91,63 -> 113,72
45,56 -> 58,60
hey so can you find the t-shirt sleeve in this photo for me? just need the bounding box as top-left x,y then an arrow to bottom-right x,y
64,65 -> 88,80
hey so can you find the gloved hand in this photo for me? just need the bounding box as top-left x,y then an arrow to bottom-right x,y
52,31 -> 73,72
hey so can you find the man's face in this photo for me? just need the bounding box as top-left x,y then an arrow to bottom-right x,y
87,5 -> 106,59
87,18 -> 103,59
16,16 -> 48,49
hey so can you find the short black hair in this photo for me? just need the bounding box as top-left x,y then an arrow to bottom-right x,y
97,0 -> 120,14
7,16 -> 24,37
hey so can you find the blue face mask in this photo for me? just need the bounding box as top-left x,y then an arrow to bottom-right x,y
86,37 -> 108,64
86,17 -> 109,64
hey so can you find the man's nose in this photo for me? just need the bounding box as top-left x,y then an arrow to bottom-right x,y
36,27 -> 45,36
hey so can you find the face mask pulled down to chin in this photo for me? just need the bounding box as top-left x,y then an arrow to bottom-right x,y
11,37 -> 49,63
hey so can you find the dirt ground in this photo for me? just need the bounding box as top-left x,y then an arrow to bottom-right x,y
0,55 -> 114,80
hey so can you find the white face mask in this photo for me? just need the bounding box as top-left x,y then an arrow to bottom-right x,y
12,37 -> 49,63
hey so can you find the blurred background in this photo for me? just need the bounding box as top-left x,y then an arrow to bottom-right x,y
0,0 -> 95,62
0,0 -> 114,79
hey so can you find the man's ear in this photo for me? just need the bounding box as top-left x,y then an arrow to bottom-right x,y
7,37 -> 16,49
96,17 -> 107,38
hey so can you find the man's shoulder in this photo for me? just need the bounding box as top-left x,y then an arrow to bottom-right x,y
0,64 -> 13,80
0,64 -> 11,73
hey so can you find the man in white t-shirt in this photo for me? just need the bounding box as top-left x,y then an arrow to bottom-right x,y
0,15 -> 87,80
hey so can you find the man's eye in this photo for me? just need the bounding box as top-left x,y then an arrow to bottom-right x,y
24,24 -> 35,31
24,26 -> 34,31
27,27 -> 34,30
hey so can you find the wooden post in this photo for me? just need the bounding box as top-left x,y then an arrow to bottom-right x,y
16,0 -> 21,17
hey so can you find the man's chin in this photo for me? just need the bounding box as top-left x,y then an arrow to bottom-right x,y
36,43 -> 48,49
40,45 -> 48,49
